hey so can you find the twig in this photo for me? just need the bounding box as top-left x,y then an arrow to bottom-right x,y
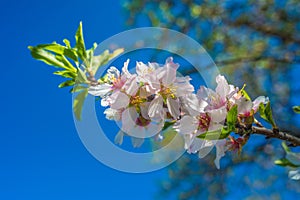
251,126 -> 300,146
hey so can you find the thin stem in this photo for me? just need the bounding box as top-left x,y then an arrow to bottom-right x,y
251,126 -> 300,146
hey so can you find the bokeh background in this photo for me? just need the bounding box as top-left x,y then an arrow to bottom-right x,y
1,0 -> 300,199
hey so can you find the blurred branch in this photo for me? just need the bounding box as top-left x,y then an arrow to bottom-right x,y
251,126 -> 300,146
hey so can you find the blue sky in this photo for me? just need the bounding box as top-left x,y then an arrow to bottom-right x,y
0,1 -> 168,199
2,1 -> 300,199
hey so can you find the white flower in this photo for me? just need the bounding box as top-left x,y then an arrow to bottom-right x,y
197,75 -> 238,110
236,96 -> 269,117
148,57 -> 194,120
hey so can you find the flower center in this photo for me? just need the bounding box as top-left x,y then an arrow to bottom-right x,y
197,113 -> 211,131
112,78 -> 125,90
159,86 -> 176,99
135,114 -> 151,127
130,95 -> 146,106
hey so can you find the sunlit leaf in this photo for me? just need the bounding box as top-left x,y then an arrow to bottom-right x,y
259,102 -> 276,127
58,79 -> 75,88
75,21 -> 87,62
28,46 -> 66,69
73,89 -> 88,120
274,158 -> 299,167
53,70 -> 76,79
293,106 -> 300,114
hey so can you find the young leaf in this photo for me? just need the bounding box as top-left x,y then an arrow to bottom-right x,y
53,70 -> 76,79
226,104 -> 238,131
29,46 -> 66,69
197,129 -> 228,140
58,79 -> 75,88
282,142 -> 291,153
34,43 -> 78,62
76,68 -> 88,83
274,158 -> 299,167
197,105 -> 238,140
73,89 -> 88,120
259,102 -> 276,127
293,106 -> 300,114
75,22 -> 87,62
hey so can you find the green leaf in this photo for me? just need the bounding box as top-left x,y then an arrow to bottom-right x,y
162,120 -> 176,131
76,68 -> 88,83
58,79 -> 75,88
274,158 -> 299,167
197,105 -> 238,140
226,104 -> 238,130
70,85 -> 87,93
197,129 -> 229,140
75,22 -> 87,62
63,39 -> 71,48
34,43 -> 78,62
53,70 -> 76,79
239,84 -> 251,100
29,46 -> 66,69
73,89 -> 88,120
259,102 -> 276,127
55,54 -> 77,72
282,142 -> 291,153
293,106 -> 300,114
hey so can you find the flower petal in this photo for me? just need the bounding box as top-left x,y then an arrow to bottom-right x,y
114,131 -> 124,145
148,96 -> 164,119
214,139 -> 227,169
131,137 -> 144,148
167,97 -> 180,119
253,96 -> 269,112
88,84 -> 111,97
110,92 -> 130,110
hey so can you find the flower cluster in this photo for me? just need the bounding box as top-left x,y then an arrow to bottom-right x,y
88,57 -> 269,169
89,57 -> 194,147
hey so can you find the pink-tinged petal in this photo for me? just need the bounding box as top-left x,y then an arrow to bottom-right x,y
216,75 -> 230,100
121,59 -> 131,78
162,57 -> 178,85
144,120 -> 164,137
121,107 -> 138,135
210,107 -> 227,123
237,97 -> 253,115
110,92 -> 130,110
122,75 -> 139,96
140,102 -> 150,120
148,96 -> 164,119
136,61 -> 149,76
88,84 -> 111,97
214,139 -> 227,169
183,133 -> 195,151
207,124 -> 223,133
167,97 -> 180,119
131,137 -> 144,148
174,77 -> 195,97
177,115 -> 198,135
107,66 -> 120,80
114,131 -> 124,145
198,140 -> 215,158
253,96 -> 269,112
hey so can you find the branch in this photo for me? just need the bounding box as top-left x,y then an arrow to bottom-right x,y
251,126 -> 300,146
